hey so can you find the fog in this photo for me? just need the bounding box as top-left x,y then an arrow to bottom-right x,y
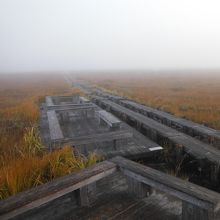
1,0 -> 220,73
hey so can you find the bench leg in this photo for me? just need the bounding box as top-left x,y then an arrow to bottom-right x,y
136,122 -> 142,131
113,139 -> 117,150
182,201 -> 214,220
210,164 -> 219,187
75,183 -> 96,207
127,176 -> 151,199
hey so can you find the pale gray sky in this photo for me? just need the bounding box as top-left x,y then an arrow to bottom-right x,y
1,0 -> 220,72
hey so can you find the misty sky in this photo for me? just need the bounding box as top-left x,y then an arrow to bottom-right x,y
1,0 -> 220,73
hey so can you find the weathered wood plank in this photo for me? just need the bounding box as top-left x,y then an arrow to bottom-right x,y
53,130 -> 133,146
47,103 -> 94,111
47,110 -> 64,140
120,99 -> 220,148
0,161 -> 117,219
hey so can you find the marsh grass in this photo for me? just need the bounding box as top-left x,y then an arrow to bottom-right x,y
0,74 -> 98,200
89,74 -> 220,129
0,145 -> 98,200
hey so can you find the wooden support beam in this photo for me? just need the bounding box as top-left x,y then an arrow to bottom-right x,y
210,164 -> 220,187
182,201 -> 214,220
126,176 -> 151,199
113,139 -> 117,150
75,182 -> 96,207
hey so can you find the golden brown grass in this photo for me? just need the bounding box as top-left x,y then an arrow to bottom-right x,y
87,73 -> 220,130
0,74 -> 97,200
0,145 -> 98,199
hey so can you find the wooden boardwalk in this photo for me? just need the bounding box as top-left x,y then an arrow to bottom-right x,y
92,96 -> 220,166
120,99 -> 220,148
92,89 -> 220,148
41,96 -> 163,159
30,87 -> 219,220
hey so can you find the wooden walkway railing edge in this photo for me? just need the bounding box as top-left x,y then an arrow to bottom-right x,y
0,156 -> 220,220
111,156 -> 220,220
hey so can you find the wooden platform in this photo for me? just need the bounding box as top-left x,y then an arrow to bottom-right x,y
41,97 -> 163,159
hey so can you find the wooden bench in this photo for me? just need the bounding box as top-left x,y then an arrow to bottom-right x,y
79,96 -> 90,104
0,161 -> 117,220
111,156 -> 220,220
47,110 -> 64,140
97,110 -> 121,129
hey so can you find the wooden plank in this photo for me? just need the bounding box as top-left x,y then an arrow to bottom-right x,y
47,110 -> 64,140
0,161 -> 117,219
98,145 -> 158,159
111,156 -> 220,211
48,104 -> 96,111
53,130 -> 133,146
